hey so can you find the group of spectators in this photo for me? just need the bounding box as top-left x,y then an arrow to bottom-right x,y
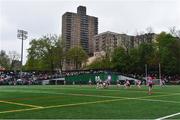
0,70 -> 179,85
0,71 -> 63,85
122,73 -> 180,84
62,70 -> 105,77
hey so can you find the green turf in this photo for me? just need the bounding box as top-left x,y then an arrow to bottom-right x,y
170,114 -> 180,119
0,102 -> 30,112
0,85 -> 179,119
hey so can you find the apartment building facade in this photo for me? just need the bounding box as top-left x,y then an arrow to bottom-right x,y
62,6 -> 98,55
93,31 -> 157,54
133,33 -> 157,48
62,6 -> 98,70
93,31 -> 119,54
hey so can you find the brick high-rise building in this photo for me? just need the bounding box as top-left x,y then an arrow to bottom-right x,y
62,6 -> 98,55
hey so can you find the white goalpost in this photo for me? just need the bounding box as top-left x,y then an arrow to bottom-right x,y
145,63 -> 162,86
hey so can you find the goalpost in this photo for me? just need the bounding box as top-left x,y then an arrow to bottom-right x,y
145,63 -> 162,86
117,75 -> 137,85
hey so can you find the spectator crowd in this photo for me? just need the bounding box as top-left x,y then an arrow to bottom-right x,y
0,70 -> 179,85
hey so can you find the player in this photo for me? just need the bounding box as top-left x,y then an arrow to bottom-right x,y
160,78 -> 166,87
116,80 -> 121,88
99,79 -> 103,88
102,81 -> 108,89
95,76 -> 99,88
147,76 -> 153,95
88,79 -> 92,86
96,76 -> 102,88
124,79 -> 130,89
135,80 -> 141,88
107,75 -> 111,82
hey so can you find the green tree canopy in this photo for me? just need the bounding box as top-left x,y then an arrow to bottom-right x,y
87,56 -> 112,70
156,32 -> 180,74
25,35 -> 64,71
0,50 -> 10,69
111,47 -> 130,72
66,46 -> 88,70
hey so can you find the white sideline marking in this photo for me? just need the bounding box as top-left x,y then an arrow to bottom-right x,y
1,89 -> 180,100
155,112 -> 180,120
1,86 -> 177,94
34,86 -> 180,94
0,100 -> 43,108
34,87 -> 170,94
130,98 -> 180,104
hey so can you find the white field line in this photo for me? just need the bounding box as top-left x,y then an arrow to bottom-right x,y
0,107 -> 41,114
1,86 -> 178,94
0,90 -> 120,99
0,100 -> 43,108
1,89 -> 180,100
0,91 -> 180,114
139,93 -> 180,99
0,98 -> 125,114
31,87 -> 178,94
1,89 -> 180,103
39,85 -> 180,94
129,98 -> 180,104
155,112 -> 180,120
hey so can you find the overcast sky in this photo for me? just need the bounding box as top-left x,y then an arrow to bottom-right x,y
0,0 -> 180,64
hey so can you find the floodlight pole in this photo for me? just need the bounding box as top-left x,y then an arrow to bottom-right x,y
17,30 -> 28,79
159,63 -> 161,85
145,64 -> 148,84
20,31 -> 24,77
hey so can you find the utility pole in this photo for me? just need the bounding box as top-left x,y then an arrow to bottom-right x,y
17,30 -> 28,79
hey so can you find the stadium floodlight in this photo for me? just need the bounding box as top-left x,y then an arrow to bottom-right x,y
17,29 -> 28,79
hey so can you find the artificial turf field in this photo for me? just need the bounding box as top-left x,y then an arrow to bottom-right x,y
0,85 -> 180,119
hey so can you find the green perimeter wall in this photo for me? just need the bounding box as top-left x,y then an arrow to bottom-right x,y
65,73 -> 118,84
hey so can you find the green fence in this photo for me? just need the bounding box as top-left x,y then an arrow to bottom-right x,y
65,73 -> 118,84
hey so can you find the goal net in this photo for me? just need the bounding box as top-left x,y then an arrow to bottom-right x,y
117,75 -> 137,85
152,79 -> 161,85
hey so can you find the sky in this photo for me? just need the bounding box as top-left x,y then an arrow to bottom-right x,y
0,0 -> 180,64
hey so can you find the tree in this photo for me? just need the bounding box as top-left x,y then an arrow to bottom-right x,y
8,51 -> 20,70
128,48 -> 141,73
25,38 -> 48,70
146,27 -> 153,33
0,50 -> 10,69
66,46 -> 88,70
111,47 -> 130,72
169,26 -> 180,38
87,56 -> 112,70
110,43 -> 157,73
25,35 -> 64,71
53,37 -> 65,72
156,32 -> 180,74
138,43 -> 156,64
